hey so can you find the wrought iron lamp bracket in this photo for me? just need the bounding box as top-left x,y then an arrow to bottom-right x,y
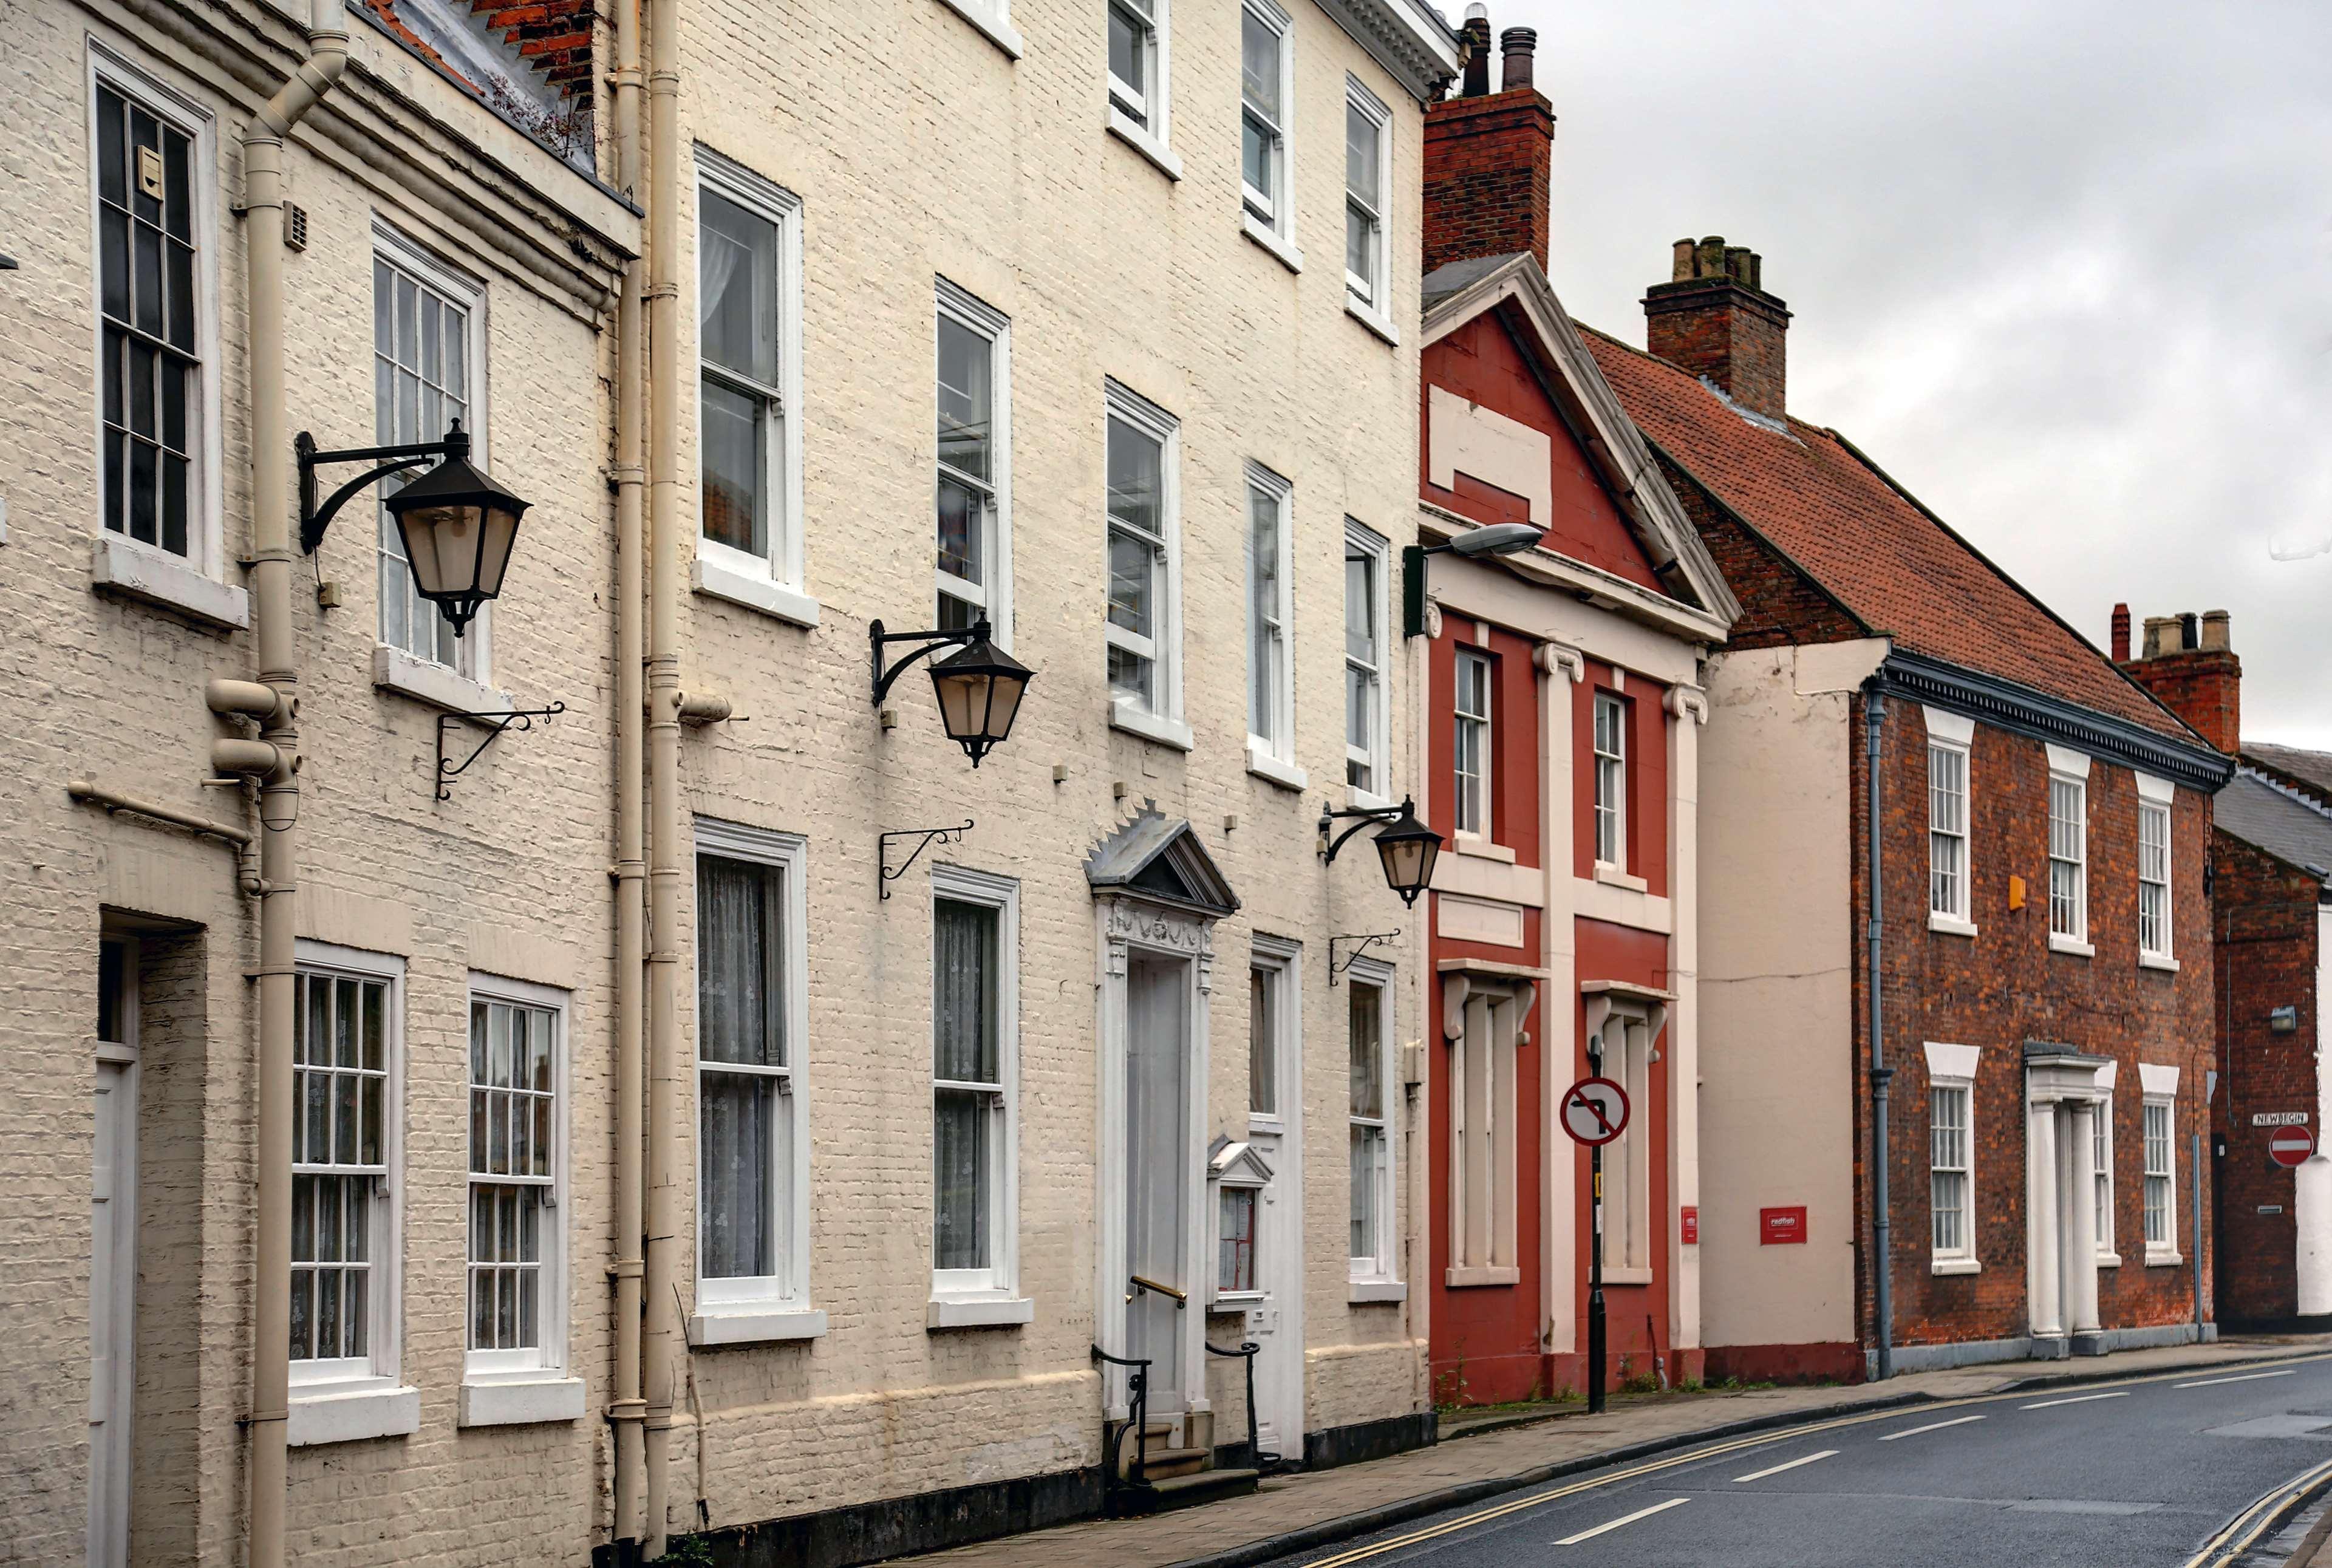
878,820 -> 973,899
296,429 -> 455,554
1318,801 -> 1404,864
1329,930 -> 1401,986
434,701 -> 566,802
869,618 -> 984,706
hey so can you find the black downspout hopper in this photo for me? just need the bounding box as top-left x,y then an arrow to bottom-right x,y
1867,681 -> 1894,1380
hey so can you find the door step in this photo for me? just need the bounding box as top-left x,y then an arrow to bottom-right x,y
1138,1444 -> 1210,1480
1113,1468 -> 1260,1516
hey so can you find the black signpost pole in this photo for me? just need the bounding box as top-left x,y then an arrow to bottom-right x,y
1589,1142 -> 1606,1415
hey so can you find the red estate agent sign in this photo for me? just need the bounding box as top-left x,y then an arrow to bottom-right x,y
1560,1077 -> 1630,1146
2271,1126 -> 2316,1168
1761,1206 -> 1808,1245
1680,1206 -> 1699,1245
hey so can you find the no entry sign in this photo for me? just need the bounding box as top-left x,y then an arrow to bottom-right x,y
1560,1076 -> 1629,1146
2270,1126 -> 2316,1168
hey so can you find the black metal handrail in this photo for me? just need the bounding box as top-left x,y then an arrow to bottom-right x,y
1205,1339 -> 1279,1473
1091,1343 -> 1153,1486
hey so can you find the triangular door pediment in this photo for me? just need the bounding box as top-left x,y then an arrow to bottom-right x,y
1085,805 -> 1240,918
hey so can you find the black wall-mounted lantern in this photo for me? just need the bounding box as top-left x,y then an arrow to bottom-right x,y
870,618 -> 1034,767
1320,796 -> 1443,907
1402,522 -> 1543,638
297,418 -> 530,636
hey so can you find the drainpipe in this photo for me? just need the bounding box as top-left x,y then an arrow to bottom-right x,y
608,0 -> 649,1546
641,0 -> 684,1544
236,4 -> 348,1566
1865,683 -> 1893,1380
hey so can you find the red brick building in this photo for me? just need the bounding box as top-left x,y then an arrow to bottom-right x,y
2121,614 -> 2332,1329
1412,16 -> 1739,1404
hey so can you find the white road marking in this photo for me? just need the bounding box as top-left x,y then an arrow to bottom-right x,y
2022,1391 -> 2132,1410
2178,1369 -> 2299,1389
1878,1414 -> 1988,1442
1732,1449 -> 1838,1484
1555,1497 -> 1690,1545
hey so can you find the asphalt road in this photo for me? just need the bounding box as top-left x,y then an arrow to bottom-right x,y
1263,1355 -> 2332,1568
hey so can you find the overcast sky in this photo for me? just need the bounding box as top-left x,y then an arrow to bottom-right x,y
1499,0 -> 2332,747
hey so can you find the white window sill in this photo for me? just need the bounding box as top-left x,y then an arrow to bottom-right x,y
2146,1250 -> 2184,1269
1928,913 -> 1980,939
1106,109 -> 1183,182
692,556 -> 822,629
372,644 -> 512,716
457,1374 -> 587,1428
2141,952 -> 2181,973
933,0 -> 1023,56
1445,1266 -> 1520,1288
687,1305 -> 829,1346
2098,1252 -> 2122,1269
1345,296 -> 1400,347
1111,702 -> 1193,751
1454,833 -> 1515,865
89,536 -> 248,631
1348,1279 -> 1408,1305
1601,1265 -> 1655,1286
2049,934 -> 2096,958
1241,213 -> 1304,274
1348,786 -> 1396,814
927,1295 -> 1034,1329
1594,862 -> 1649,893
1931,1256 -> 1982,1277
286,1382 -> 421,1447
1246,745 -> 1307,793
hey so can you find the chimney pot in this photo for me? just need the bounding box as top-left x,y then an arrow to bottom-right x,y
1671,238 -> 1695,282
1499,26 -> 1536,92
2201,609 -> 2232,652
2110,602 -> 2131,663
1459,8 -> 1492,96
2121,608 -> 2243,752
2180,612 -> 2200,651
2141,616 -> 2170,659
1644,234 -> 1790,420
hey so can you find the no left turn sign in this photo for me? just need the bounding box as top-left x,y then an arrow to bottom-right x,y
1561,1076 -> 1629,1147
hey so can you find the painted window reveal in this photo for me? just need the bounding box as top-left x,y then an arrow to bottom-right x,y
2138,798 -> 2172,959
1930,1083 -> 1972,1260
697,852 -> 793,1291
2095,1095 -> 2115,1259
466,994 -> 557,1359
292,969 -> 392,1368
1596,1010 -> 1654,1273
1107,0 -> 1162,131
373,239 -> 480,671
95,79 -> 202,558
1343,80 -> 1389,309
1218,1185 -> 1257,1294
933,896 -> 1004,1280
2143,1098 -> 2175,1250
1454,649 -> 1492,837
1593,692 -> 1627,868
1928,740 -> 1969,922
1345,525 -> 1388,794
1240,2 -> 1291,230
1105,384 -> 1179,720
2048,774 -> 2087,941
936,282 -> 1009,635
1349,975 -> 1391,1270
695,157 -> 802,593
1247,466 -> 1293,761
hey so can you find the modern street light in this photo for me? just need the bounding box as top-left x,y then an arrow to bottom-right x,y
870,617 -> 1035,767
1319,796 -> 1444,906
1402,521 -> 1543,637
296,418 -> 530,636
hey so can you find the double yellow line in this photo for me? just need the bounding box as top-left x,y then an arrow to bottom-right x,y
1297,1352 -> 2332,1568
2182,1450 -> 2332,1568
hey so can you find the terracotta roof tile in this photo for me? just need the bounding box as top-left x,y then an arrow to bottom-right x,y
1580,326 -> 2196,743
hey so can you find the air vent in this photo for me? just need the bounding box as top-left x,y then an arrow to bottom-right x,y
284,202 -> 309,253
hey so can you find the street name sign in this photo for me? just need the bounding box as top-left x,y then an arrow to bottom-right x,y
1560,1076 -> 1628,1146
2270,1126 -> 2316,1168
2252,1111 -> 2310,1127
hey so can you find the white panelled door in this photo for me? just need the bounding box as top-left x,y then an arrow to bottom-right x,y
1125,953 -> 1192,1411
89,937 -> 138,1568
1243,955 -> 1304,1464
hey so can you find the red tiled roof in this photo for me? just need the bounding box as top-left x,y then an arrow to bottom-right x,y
1580,326 -> 2197,743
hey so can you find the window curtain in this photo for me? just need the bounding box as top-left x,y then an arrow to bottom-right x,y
698,856 -> 783,1281
934,900 -> 997,1271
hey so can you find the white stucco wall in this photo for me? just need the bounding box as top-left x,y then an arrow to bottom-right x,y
2299,908 -> 2332,1317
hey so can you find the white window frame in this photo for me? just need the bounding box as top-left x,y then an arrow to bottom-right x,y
2137,772 -> 2175,967
1592,690 -> 1627,870
1215,1171 -> 1265,1304
288,944 -> 407,1411
1238,0 -> 1300,269
1346,958 -> 1399,1287
2095,1068 -> 2119,1266
1454,647 -> 1493,840
1249,938 -> 1298,1133
933,0 -> 1023,58
1103,380 -> 1188,747
689,819 -> 820,1342
1926,708 -> 1975,935
1106,0 -> 1181,178
929,864 -> 1027,1323
460,971 -> 582,1424
1342,77 -> 1396,344
2046,745 -> 2092,955
1245,462 -> 1299,784
371,222 -> 492,681
935,279 -> 1013,646
1925,1040 -> 1980,1274
87,48 -> 228,588
692,149 -> 814,627
1593,1004 -> 1655,1281
1344,522 -> 1391,808
2140,1062 -> 2181,1264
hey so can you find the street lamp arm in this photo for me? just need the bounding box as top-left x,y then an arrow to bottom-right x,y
295,429 -> 459,554
1318,800 -> 1405,864
868,619 -> 980,706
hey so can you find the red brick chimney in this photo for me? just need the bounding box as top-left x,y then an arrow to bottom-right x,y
2118,607 -> 2241,754
1643,236 -> 1792,421
1422,8 -> 1555,276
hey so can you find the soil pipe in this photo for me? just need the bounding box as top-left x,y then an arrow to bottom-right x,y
607,0 -> 649,1543
239,3 -> 348,1564
641,0 -> 685,1542
1865,683 -> 1894,1380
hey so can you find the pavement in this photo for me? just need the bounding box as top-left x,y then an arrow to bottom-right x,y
894,1335 -> 2332,1568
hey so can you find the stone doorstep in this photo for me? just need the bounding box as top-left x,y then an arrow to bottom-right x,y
897,1336 -> 2332,1568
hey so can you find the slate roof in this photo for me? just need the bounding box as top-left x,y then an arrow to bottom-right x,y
2243,742 -> 2332,811
1578,327 -> 2200,745
2217,769 -> 2332,881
